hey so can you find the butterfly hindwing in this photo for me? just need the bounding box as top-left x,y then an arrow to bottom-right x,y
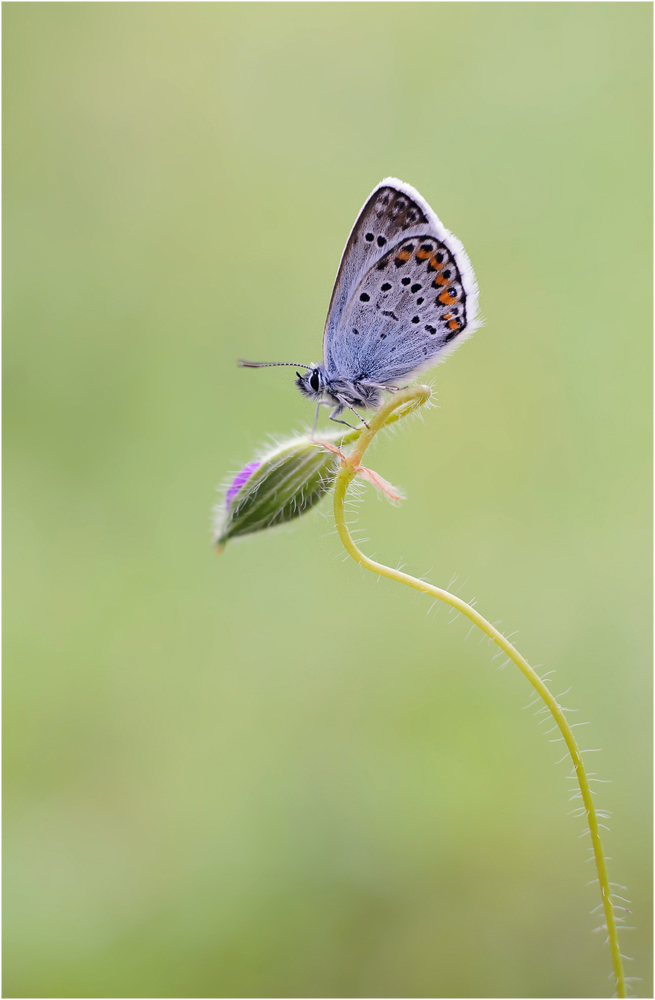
330,235 -> 469,383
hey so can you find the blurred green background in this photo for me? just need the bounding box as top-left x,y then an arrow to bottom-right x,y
4,4 -> 652,998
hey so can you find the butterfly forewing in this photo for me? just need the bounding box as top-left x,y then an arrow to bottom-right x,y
323,184 -> 429,356
323,179 -> 479,383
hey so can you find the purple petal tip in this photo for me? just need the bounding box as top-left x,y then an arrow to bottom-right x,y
226,461 -> 261,507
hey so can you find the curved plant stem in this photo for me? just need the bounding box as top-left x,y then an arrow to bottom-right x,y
332,385 -> 626,999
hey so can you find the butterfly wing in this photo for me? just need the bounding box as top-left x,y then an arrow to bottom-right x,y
323,178 -> 480,383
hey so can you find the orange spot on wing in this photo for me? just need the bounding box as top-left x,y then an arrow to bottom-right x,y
443,313 -> 453,320
433,273 -> 449,286
416,249 -> 432,260
428,255 -> 446,271
396,250 -> 412,262
448,319 -> 460,331
439,289 -> 459,306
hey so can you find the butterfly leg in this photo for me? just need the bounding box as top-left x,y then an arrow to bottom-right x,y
370,383 -> 403,395
335,397 -> 370,430
310,400 -> 334,438
311,401 -> 322,437
328,405 -> 358,430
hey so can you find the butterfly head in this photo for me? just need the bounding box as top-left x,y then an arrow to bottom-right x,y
296,364 -> 327,401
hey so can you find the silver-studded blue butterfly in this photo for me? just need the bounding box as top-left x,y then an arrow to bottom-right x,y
239,178 -> 481,429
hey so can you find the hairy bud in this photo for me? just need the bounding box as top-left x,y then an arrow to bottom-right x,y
214,428 -> 360,549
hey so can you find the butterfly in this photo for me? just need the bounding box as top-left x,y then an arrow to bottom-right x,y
239,178 -> 480,429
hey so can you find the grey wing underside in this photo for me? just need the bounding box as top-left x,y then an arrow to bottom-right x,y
323,179 -> 480,384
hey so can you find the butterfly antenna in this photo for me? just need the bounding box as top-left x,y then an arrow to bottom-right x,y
238,360 -> 312,369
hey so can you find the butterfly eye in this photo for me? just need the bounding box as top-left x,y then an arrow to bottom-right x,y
310,370 -> 321,392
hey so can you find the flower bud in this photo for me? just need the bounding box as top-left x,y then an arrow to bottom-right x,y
214,428 -> 360,549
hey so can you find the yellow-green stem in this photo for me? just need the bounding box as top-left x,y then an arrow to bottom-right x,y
333,385 -> 626,999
